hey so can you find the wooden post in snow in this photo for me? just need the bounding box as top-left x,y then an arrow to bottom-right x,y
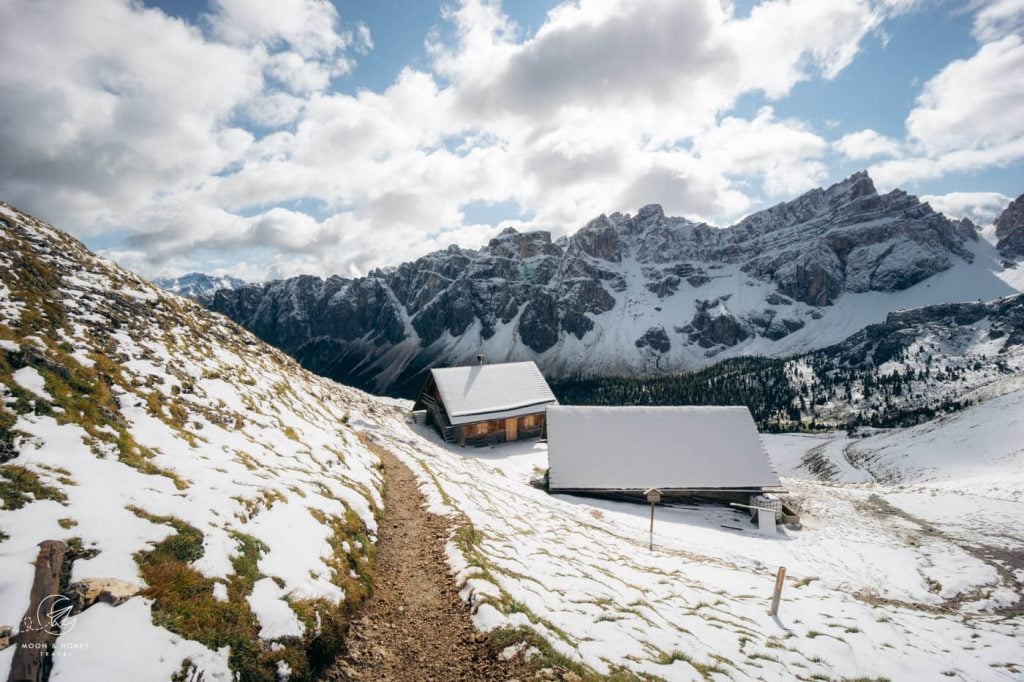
8,540 -> 67,682
769,566 -> 786,617
644,488 -> 662,551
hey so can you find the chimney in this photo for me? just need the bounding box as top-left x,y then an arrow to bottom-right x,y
476,354 -> 485,365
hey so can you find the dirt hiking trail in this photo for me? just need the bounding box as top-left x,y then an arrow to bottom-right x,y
325,445 -> 530,681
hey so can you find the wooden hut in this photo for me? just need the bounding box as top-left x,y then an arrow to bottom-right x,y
546,406 -> 781,499
413,360 -> 557,446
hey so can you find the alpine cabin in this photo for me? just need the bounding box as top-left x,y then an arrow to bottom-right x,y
413,359 -> 557,446
546,405 -> 781,499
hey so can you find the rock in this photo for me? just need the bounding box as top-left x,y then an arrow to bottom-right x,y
519,292 -> 559,353
995,193 -> 1024,260
67,578 -> 140,613
0,624 -> 11,650
635,326 -> 671,353
560,311 -> 593,340
772,242 -> 845,306
570,215 -> 625,262
688,300 -> 750,348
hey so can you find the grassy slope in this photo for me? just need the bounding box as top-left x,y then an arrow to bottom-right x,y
0,203 -> 390,681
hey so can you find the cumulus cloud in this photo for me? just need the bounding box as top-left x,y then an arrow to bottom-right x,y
0,0 -> 261,231
208,0 -> 358,59
4,0 -> 1006,281
871,34 -> 1024,187
834,129 -> 902,160
921,191 -> 1013,224
972,0 -> 1024,41
693,107 -> 829,196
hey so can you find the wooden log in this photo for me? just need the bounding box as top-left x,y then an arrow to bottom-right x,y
8,540 -> 67,682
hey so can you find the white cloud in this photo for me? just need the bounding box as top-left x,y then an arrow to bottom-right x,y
3,0 -> 987,281
208,0 -> 352,58
243,92 -> 306,128
871,35 -> 1024,187
973,0 -> 1024,41
723,0 -> 880,96
265,51 -> 334,93
907,35 -> 1024,155
0,0 -> 262,232
920,191 -> 1012,224
834,129 -> 902,160
694,107 -> 829,196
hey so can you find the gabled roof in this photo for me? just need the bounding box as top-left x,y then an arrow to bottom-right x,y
546,406 -> 781,492
429,361 -> 557,426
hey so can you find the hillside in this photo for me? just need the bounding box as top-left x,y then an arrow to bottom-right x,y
3,200 -> 1022,681
360,399 -> 1024,680
203,172 -> 1021,395
552,294 -> 1024,430
764,386 -> 1024,496
0,203 -> 386,680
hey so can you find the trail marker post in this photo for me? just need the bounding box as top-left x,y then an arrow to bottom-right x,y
769,566 -> 786,616
644,488 -> 662,551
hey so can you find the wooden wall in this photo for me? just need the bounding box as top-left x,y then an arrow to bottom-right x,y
457,412 -> 545,446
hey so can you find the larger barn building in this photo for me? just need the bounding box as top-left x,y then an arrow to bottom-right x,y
414,360 -> 558,446
546,405 -> 781,498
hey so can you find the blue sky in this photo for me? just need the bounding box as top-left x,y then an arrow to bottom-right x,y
1,0 -> 1022,280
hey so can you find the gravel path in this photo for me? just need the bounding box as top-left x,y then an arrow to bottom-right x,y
326,445 -> 528,681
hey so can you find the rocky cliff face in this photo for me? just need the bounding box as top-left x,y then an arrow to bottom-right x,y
995,193 -> 1024,261
202,172 -> 1019,395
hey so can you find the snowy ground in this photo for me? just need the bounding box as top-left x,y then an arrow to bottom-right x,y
365,397 -> 1024,681
1,204 -> 385,680
3,201 -> 1022,680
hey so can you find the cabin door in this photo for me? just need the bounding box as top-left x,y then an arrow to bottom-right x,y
504,417 -> 518,441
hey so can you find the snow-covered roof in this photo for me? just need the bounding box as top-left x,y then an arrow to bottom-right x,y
546,406 -> 781,492
430,361 -> 557,425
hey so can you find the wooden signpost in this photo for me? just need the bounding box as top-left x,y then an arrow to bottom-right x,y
644,488 -> 662,550
769,566 -> 786,616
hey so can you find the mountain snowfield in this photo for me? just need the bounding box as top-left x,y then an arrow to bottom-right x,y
1,200 -> 1023,681
364,400 -> 1024,680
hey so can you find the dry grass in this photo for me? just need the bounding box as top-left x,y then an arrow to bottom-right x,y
0,464 -> 67,510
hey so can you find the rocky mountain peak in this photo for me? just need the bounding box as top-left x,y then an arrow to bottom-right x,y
152,271 -> 246,301
486,227 -> 558,260
196,176 -> 1018,395
635,203 -> 666,223
995,192 -> 1024,260
825,170 -> 877,205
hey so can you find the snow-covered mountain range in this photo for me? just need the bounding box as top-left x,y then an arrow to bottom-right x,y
153,272 -> 246,300
202,172 -> 1024,396
552,293 -> 1024,431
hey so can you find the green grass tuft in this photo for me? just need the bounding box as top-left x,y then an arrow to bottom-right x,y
0,465 -> 67,510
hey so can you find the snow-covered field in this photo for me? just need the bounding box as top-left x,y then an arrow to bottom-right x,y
3,200 -> 1023,680
366,395 -> 1024,680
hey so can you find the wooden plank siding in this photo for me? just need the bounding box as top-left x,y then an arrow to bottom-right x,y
455,412 -> 546,447
505,417 -> 518,441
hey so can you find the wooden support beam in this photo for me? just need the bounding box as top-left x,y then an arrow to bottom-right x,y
8,540 -> 67,682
